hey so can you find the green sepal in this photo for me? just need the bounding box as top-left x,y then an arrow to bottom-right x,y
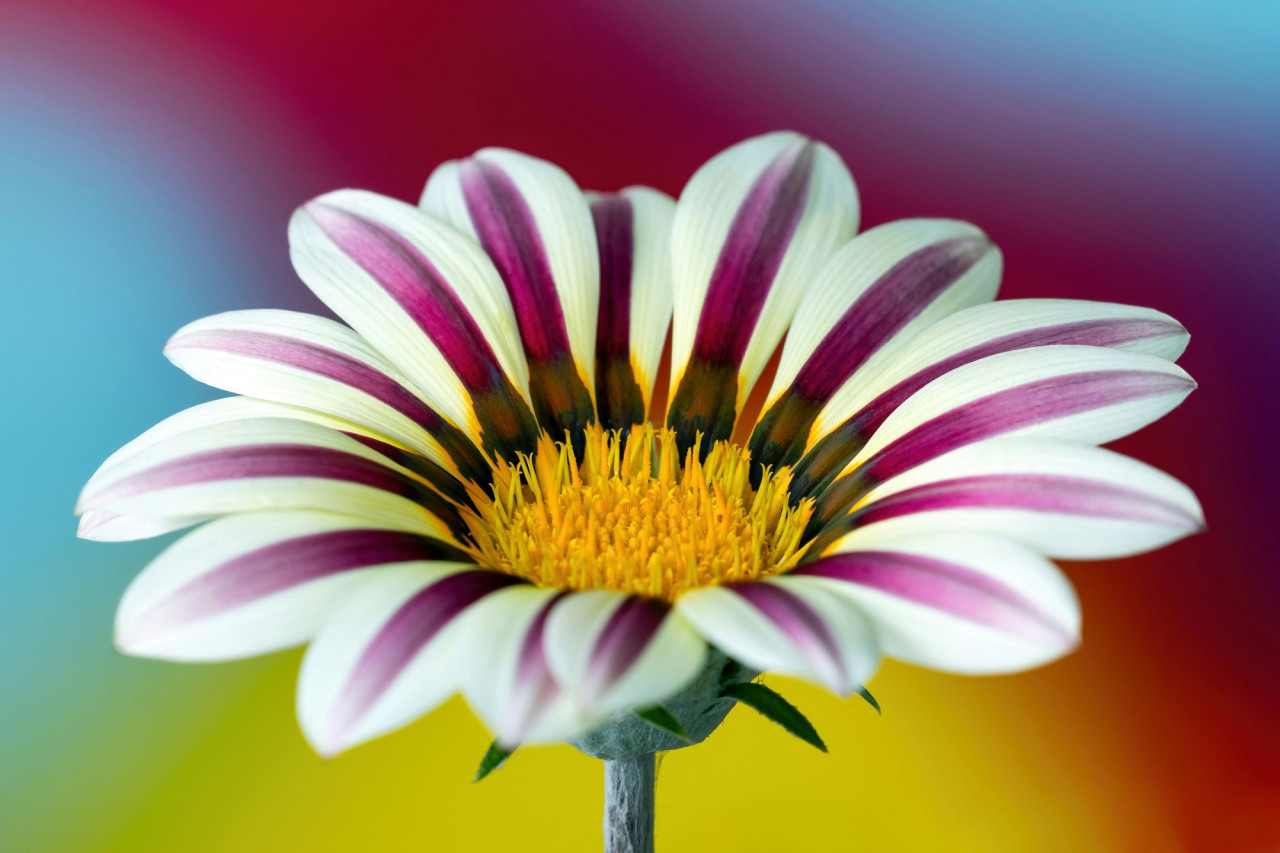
717,658 -> 745,685
857,686 -> 881,715
634,705 -> 689,740
722,682 -> 827,752
474,741 -> 513,782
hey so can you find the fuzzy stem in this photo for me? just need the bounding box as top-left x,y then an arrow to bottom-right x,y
603,753 -> 655,853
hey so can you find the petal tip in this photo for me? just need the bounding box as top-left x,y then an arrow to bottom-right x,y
113,627 -> 139,657
161,332 -> 188,355
302,715 -> 349,760
494,734 -> 522,752
308,734 -> 343,761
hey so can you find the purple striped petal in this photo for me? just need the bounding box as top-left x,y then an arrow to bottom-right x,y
460,161 -> 572,363
591,194 -> 645,431
118,529 -> 469,652
305,201 -> 540,458
500,592 -> 568,746
864,369 -> 1194,484
344,433 -> 472,508
171,326 -> 490,484
668,140 -> 816,457
796,550 -> 1073,648
750,232 -> 991,474
324,570 -> 522,748
459,159 -> 595,443
78,509 -> 208,542
580,597 -> 668,705
84,443 -> 466,538
809,368 -> 1194,533
543,591 -> 706,718
793,314 -> 1187,501
854,473 -> 1202,529
733,582 -> 849,691
305,203 -> 503,389
694,141 -> 815,366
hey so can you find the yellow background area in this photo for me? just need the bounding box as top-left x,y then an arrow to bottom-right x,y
43,645 -> 1175,853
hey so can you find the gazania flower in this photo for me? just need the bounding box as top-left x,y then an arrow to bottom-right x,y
79,132 -> 1201,807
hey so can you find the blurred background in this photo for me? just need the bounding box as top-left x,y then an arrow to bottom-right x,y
2,0 -> 1277,850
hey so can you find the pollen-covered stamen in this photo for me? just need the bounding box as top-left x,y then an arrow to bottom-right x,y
462,424 -> 814,601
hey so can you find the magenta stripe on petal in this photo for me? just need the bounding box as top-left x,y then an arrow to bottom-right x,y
119,529 -> 471,649
343,433 -> 473,506
855,473 -> 1202,529
733,583 -> 848,689
171,329 -> 450,430
790,317 -> 1187,502
668,141 -> 816,457
501,592 -> 568,744
791,236 -> 990,402
325,570 -> 523,748
796,550 -> 1073,647
845,317 -> 1185,440
693,140 -> 815,366
749,235 -> 989,476
592,195 -> 635,362
310,200 -> 540,460
94,441 -> 471,539
460,159 -> 571,362
515,594 -> 566,690
582,597 -> 668,704
90,444 -> 431,506
592,195 -> 646,431
863,369 -> 1194,483
460,159 -> 594,444
305,202 -> 506,392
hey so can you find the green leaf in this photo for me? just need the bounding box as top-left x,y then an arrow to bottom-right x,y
857,686 -> 881,715
722,682 -> 827,752
635,705 -> 689,740
473,741 -> 512,782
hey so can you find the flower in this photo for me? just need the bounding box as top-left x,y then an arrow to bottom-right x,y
78,132 -> 1202,759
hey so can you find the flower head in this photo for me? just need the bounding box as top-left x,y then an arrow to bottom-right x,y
78,132 -> 1202,758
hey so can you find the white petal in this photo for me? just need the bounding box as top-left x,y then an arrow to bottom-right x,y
769,219 -> 1000,407
78,417 -> 457,540
849,438 -> 1204,559
165,309 -> 480,477
422,149 -> 599,439
424,148 -> 599,382
454,586 -> 582,747
297,565 -> 516,756
666,132 -> 858,451
676,580 -> 878,695
87,397 -> 377,481
847,345 -> 1196,485
544,591 -> 705,718
623,187 -> 676,413
795,523 -> 1080,674
78,509 -> 210,542
590,186 -> 676,428
813,298 -> 1190,449
751,219 -> 1000,472
290,189 -> 538,456
115,511 -> 470,662
77,397 -> 444,542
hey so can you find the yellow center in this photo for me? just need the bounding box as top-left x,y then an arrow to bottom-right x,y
461,424 -> 814,602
